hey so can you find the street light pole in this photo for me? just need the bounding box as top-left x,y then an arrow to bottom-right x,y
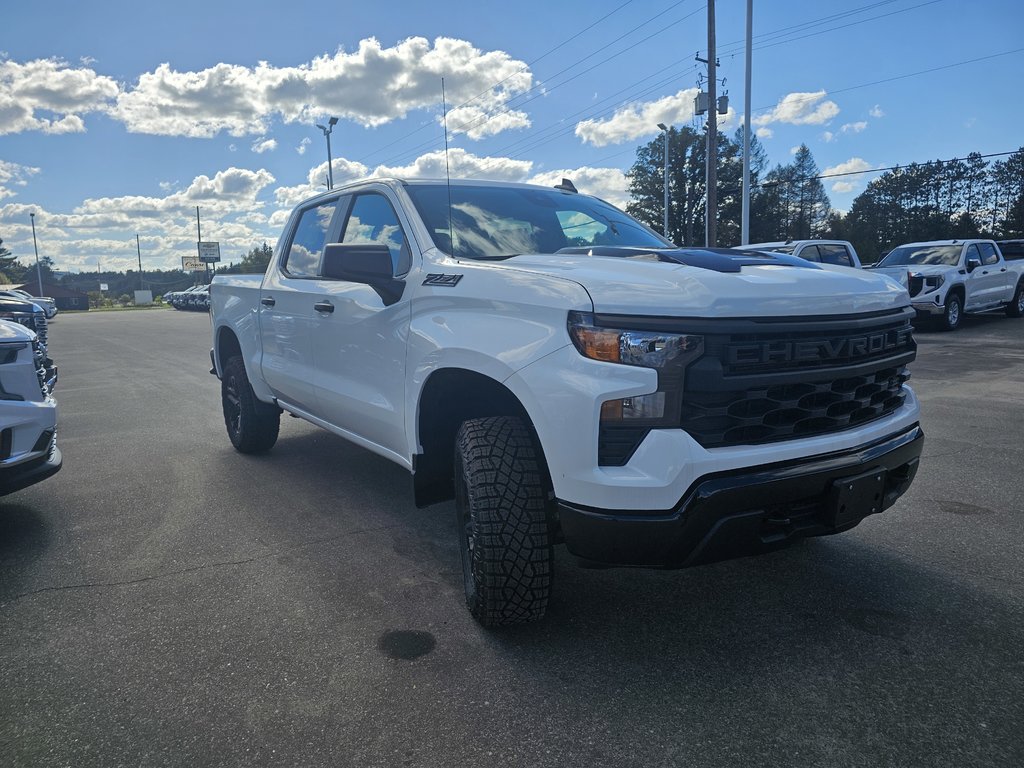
316,116 -> 339,190
741,0 -> 753,245
29,212 -> 43,297
658,123 -> 670,240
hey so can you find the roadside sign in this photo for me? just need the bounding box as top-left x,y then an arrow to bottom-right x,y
197,241 -> 221,263
99,282 -> 109,291
182,256 -> 205,271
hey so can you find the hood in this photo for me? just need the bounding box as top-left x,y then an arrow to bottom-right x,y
499,253 -> 910,317
0,319 -> 36,342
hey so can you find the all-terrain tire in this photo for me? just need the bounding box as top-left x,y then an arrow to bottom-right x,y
940,292 -> 962,331
455,416 -> 553,627
1006,280 -> 1024,318
221,355 -> 280,453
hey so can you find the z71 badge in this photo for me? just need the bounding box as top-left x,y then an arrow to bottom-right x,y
422,273 -> 463,287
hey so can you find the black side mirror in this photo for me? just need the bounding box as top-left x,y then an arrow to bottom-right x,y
322,243 -> 405,306
965,256 -> 982,272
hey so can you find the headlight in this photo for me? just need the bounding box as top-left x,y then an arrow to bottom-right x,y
923,275 -> 944,291
567,311 -> 703,370
568,311 -> 703,423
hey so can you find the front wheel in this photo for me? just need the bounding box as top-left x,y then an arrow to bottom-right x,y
939,293 -> 962,331
221,356 -> 280,453
1006,281 -> 1024,318
455,416 -> 553,627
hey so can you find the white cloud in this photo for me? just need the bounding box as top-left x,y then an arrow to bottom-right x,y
869,104 -> 884,118
0,159 -> 41,201
0,165 -> 283,273
821,131 -> 835,142
112,37 -> 532,138
296,137 -> 311,155
822,157 -> 873,194
228,144 -> 237,152
251,137 -> 277,154
528,167 -> 629,208
575,88 -> 700,147
373,147 -> 532,181
841,121 -> 867,134
755,127 -> 773,139
445,104 -> 530,140
0,58 -> 119,135
273,157 -> 371,208
753,90 -> 839,127
789,145 -> 801,155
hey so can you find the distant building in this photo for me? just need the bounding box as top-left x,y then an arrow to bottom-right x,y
0,281 -> 89,311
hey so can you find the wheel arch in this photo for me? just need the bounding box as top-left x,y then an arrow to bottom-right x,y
413,367 -> 543,508
215,325 -> 242,375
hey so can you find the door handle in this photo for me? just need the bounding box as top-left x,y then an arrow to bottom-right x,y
1001,268 -> 1007,272
261,296 -> 276,307
314,301 -> 335,313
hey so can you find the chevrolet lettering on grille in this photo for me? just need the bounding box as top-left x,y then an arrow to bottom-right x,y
727,327 -> 914,365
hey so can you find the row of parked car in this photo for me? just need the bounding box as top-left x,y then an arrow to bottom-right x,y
739,237 -> 1024,331
0,288 -> 58,319
0,292 -> 61,497
165,285 -> 210,311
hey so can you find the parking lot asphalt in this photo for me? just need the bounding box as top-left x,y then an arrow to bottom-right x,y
1,309 -> 1022,768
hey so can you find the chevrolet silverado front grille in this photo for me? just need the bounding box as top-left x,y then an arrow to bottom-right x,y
680,308 -> 917,449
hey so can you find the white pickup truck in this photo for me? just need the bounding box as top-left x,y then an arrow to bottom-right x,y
870,239 -> 1024,330
210,178 -> 924,626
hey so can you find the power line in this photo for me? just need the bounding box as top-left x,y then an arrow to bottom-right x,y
371,2 -> 704,169
751,47 -> 1024,117
354,0 -> 638,166
355,0 -> 682,167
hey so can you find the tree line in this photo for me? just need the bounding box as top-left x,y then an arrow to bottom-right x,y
626,129 -> 1024,262
0,241 -> 274,300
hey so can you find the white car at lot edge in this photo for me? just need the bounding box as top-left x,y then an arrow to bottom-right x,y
0,320 -> 61,496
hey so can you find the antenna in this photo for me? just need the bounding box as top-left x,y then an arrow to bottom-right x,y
442,77 -> 456,257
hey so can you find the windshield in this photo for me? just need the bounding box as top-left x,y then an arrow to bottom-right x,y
404,184 -> 669,259
878,244 -> 962,267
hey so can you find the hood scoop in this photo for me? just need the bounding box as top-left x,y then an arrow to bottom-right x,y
555,246 -> 821,273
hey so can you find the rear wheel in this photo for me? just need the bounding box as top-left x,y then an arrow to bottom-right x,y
939,292 -> 962,331
1006,281 -> 1024,318
454,416 -> 553,627
221,356 -> 280,453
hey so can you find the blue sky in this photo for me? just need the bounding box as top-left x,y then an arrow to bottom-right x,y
1,0 -> 1022,273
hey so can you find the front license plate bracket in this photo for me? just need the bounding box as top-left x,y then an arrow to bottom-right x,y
827,468 -> 886,528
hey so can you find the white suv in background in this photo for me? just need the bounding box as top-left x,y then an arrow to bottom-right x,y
735,240 -> 863,268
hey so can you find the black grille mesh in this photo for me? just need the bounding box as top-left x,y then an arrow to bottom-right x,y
681,366 -> 909,448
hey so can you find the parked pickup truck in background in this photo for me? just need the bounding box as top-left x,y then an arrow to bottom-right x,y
734,239 -> 863,268
210,177 -> 923,626
869,239 -> 1024,330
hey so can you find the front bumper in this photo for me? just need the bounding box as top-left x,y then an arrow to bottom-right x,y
0,442 -> 62,496
557,424 -> 923,568
911,298 -> 944,316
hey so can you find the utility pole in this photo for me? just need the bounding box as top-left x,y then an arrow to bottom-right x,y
29,212 -> 44,296
706,0 -> 718,247
196,205 -> 207,285
658,123 -> 670,239
741,0 -> 753,245
136,234 -> 144,289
